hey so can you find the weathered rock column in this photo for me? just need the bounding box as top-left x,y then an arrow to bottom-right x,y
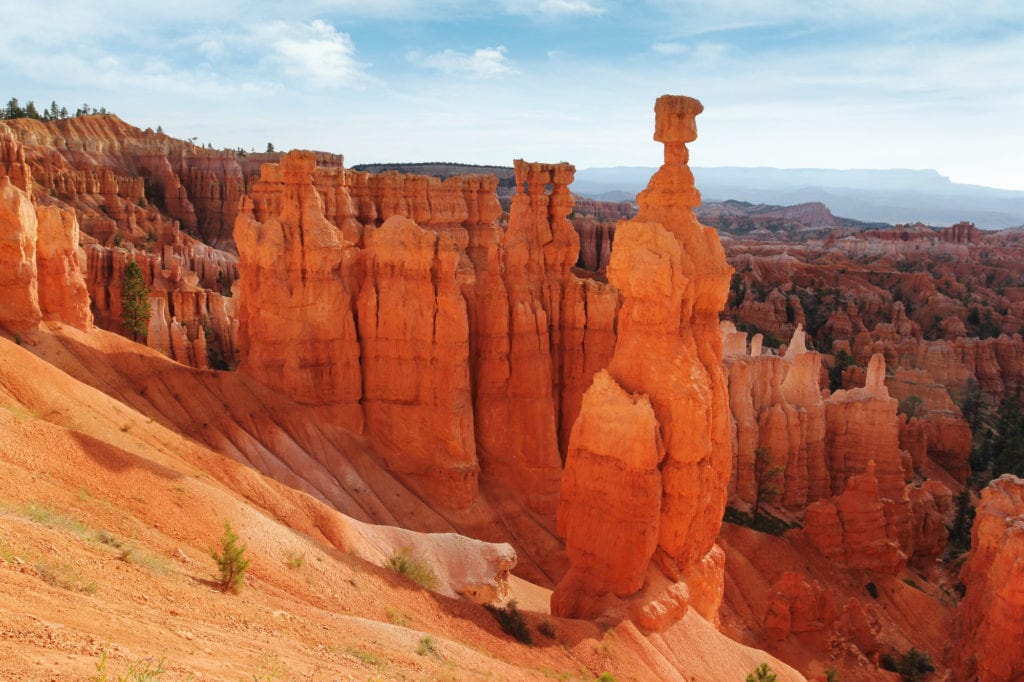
553,95 -> 734,625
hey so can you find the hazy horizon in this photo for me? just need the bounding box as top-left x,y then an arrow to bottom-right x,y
3,1 -> 1021,190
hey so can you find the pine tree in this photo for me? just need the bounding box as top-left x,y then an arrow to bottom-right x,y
59,106 -> 68,119
24,100 -> 40,120
211,520 -> 250,594
120,260 -> 151,341
49,101 -> 59,120
5,97 -> 22,119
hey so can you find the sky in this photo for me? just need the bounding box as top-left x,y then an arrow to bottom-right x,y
2,1 -> 1023,189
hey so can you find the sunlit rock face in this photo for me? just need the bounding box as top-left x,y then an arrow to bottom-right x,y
952,475 -> 1024,682
553,95 -> 734,626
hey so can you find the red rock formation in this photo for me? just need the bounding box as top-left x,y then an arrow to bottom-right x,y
554,95 -> 733,624
234,151 -> 363,425
953,475 -> 1024,681
824,355 -> 908,499
0,177 -> 42,338
803,462 -> 906,573
35,204 -> 92,330
358,215 -> 478,507
554,370 -> 663,610
905,481 -> 951,567
940,220 -> 980,244
763,572 -> 835,641
724,324 -> 829,509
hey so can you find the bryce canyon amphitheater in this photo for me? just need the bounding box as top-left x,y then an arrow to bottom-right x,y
2,94 -> 1023,681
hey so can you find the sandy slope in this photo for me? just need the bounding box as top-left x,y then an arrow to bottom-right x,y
0,324 -> 804,680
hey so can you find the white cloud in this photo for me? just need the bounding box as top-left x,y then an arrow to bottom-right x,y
502,0 -> 606,16
410,46 -> 516,79
269,20 -> 367,88
652,42 -> 688,55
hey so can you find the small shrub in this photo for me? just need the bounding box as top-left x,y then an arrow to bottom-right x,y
210,520 -> 249,594
345,647 -> 385,668
416,636 -> 437,657
95,646 -> 165,681
826,668 -> 840,682
385,549 -> 438,590
896,648 -> 935,681
485,600 -> 532,645
596,674 -> 617,682
284,550 -> 305,569
746,662 -> 778,682
537,620 -> 557,639
866,582 -> 879,598
13,334 -> 21,345
34,559 -> 97,594
385,608 -> 409,627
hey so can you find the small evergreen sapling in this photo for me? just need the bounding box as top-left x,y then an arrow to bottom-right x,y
211,520 -> 250,593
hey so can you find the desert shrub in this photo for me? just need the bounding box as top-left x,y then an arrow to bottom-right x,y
596,674 -> 617,682
485,600 -> 532,645
746,662 -> 778,682
385,549 -> 438,590
284,550 -> 305,569
865,582 -> 879,598
416,636 -> 437,656
94,646 -> 165,681
537,620 -> 557,639
211,520 -> 249,593
896,648 -> 935,681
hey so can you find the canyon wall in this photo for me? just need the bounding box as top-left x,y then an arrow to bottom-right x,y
953,475 -> 1024,681
233,151 -> 618,513
0,138 -> 91,338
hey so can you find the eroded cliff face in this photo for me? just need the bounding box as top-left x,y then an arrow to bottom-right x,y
233,150 -> 618,512
0,140 -> 91,338
724,327 -> 953,570
553,95 -> 733,626
724,323 -> 829,509
0,124 -> 243,367
953,475 -> 1024,682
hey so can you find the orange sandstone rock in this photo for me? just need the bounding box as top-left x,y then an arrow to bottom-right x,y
803,462 -> 906,573
953,475 -> 1024,682
554,95 -> 733,624
553,370 -> 663,617
35,204 -> 92,330
234,151 -> 363,424
763,572 -> 835,641
358,215 -> 478,507
0,177 -> 41,338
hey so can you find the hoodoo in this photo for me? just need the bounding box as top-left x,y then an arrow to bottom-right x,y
553,95 -> 734,624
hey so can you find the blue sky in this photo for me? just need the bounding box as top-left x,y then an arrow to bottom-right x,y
3,1 -> 1022,189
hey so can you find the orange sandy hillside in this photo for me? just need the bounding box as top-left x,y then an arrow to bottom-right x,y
0,323 -> 804,680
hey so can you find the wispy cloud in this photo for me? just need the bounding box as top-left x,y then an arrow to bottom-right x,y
651,42 -> 687,55
501,0 -> 606,16
409,46 -> 517,79
268,20 -> 368,88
